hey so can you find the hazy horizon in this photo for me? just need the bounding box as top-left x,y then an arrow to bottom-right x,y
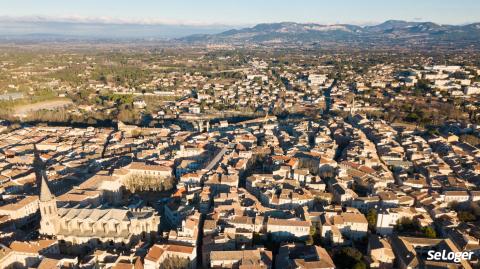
1,17 -> 479,40
1,0 -> 479,39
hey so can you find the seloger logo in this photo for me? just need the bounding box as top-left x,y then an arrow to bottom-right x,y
427,250 -> 474,263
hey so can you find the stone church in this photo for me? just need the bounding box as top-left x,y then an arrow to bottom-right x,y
35,146 -> 160,251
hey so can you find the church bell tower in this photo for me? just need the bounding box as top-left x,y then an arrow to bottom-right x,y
34,145 -> 59,236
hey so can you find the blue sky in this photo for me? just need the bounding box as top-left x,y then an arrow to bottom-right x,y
0,0 -> 479,25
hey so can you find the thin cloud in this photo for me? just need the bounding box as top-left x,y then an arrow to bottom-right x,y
0,15 -> 242,27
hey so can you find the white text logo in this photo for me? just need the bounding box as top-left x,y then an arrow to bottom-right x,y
427,250 -> 474,263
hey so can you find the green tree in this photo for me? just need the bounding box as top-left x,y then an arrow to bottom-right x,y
450,71 -> 468,79
117,109 -> 138,124
161,256 -> 190,269
306,226 -> 316,245
458,211 -> 476,222
99,73 -> 107,84
405,112 -> 420,123
395,217 -> 419,233
416,79 -> 432,92
422,227 -> 437,238
124,174 -> 174,193
333,247 -> 364,269
353,261 -> 367,269
252,232 -> 262,245
366,209 -> 377,232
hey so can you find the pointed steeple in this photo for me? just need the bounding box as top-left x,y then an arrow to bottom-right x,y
39,170 -> 54,202
33,144 -> 54,202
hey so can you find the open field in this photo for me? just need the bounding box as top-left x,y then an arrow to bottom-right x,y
13,98 -> 73,117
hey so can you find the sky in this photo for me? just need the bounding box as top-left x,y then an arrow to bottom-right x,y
1,0 -> 479,26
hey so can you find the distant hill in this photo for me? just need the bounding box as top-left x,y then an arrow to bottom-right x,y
178,20 -> 480,47
0,20 -> 234,40
2,19 -> 479,47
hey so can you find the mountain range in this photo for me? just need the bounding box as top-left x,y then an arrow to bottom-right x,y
1,19 -> 480,47
179,20 -> 480,47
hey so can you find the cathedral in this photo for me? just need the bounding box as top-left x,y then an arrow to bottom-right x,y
35,146 -> 160,251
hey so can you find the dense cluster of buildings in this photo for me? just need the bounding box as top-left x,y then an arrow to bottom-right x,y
0,51 -> 480,269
